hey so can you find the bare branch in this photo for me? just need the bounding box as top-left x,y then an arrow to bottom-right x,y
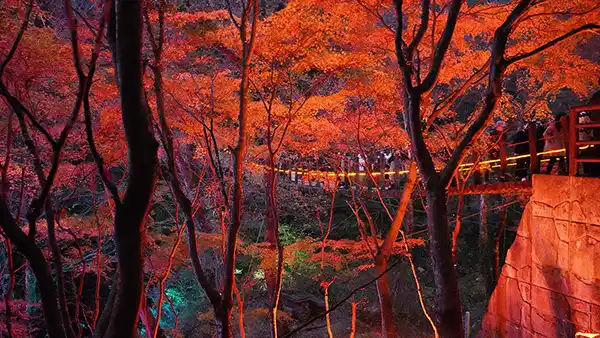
440,0 -> 534,186
0,0 -> 34,77
419,0 -> 463,93
393,0 -> 409,69
407,0 -> 431,57
225,0 -> 241,31
426,58 -> 490,130
507,24 -> 600,65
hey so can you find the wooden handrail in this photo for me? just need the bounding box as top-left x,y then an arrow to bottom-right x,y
569,103 -> 600,175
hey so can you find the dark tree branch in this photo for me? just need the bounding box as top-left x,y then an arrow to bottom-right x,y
0,0 -> 34,77
407,0 -> 431,57
83,6 -> 119,205
65,0 -> 85,78
28,0 -> 108,242
225,0 -> 242,30
419,0 -> 463,92
0,83 -> 56,147
440,0 -> 534,186
0,198 -> 67,338
506,24 -> 600,65
426,58 -> 490,130
393,0 -> 409,70
355,0 -> 396,34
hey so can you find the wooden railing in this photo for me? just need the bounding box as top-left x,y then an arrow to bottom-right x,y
269,125 -> 564,184
254,107 -> 600,194
569,103 -> 600,176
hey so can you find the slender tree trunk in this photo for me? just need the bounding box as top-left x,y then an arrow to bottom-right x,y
477,176 -> 494,296
323,281 -> 334,338
265,163 -> 284,338
92,203 -> 104,330
143,0 -> 223,318
451,191 -> 465,263
93,276 -> 118,338
25,265 -> 35,315
350,302 -> 358,338
405,201 -> 413,233
425,188 -> 463,338
2,235 -> 14,338
46,204 -> 76,338
233,282 -> 246,338
0,200 -> 67,338
221,1 -> 258,335
374,256 -> 398,338
494,200 -> 508,282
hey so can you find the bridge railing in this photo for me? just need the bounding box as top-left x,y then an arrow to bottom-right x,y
267,108 -> 600,192
569,103 -> 600,176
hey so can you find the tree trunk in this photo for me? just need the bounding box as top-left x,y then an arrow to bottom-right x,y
221,1 -> 258,335
405,201 -> 413,234
451,191 -> 465,263
2,235 -> 14,338
350,302 -> 358,338
374,256 -> 398,338
477,176 -> 494,296
93,276 -> 118,338
371,161 -> 418,337
104,0 -> 159,336
494,200 -> 508,282
144,0 -> 223,319
46,204 -> 76,338
425,188 -> 463,338
25,265 -> 36,315
0,200 -> 67,338
264,166 -> 284,338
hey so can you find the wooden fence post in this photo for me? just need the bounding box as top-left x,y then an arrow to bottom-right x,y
568,110 -> 577,176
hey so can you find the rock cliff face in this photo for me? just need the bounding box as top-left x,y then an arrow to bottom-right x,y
480,175 -> 600,337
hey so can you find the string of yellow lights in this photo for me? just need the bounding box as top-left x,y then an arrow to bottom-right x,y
250,145 -> 594,178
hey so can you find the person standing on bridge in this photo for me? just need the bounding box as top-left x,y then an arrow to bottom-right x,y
487,120 -> 508,181
578,84 -> 600,176
544,114 -> 567,175
511,123 -> 530,181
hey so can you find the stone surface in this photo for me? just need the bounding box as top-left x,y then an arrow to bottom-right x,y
506,235 -> 532,269
532,217 -> 559,266
480,175 -> 600,337
570,236 -> 597,281
518,266 -> 532,284
570,176 -> 600,225
592,305 -> 600,332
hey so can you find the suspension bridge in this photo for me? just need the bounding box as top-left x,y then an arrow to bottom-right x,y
258,103 -> 600,197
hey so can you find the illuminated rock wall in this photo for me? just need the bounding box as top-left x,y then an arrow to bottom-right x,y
480,175 -> 600,337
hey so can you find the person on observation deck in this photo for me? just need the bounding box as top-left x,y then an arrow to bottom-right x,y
544,114 -> 567,175
581,83 -> 600,176
511,123 -> 530,180
487,120 -> 508,181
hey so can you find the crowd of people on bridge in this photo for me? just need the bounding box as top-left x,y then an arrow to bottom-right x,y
279,83 -> 600,190
499,85 -> 600,180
